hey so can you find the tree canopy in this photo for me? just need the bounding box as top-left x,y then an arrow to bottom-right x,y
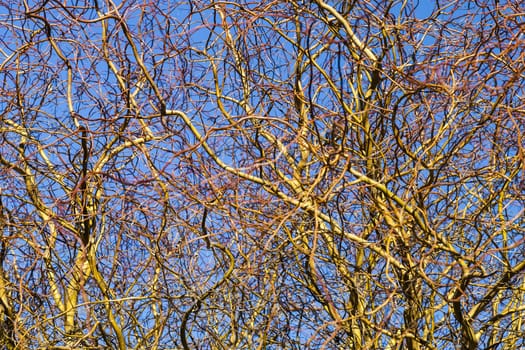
0,0 -> 523,349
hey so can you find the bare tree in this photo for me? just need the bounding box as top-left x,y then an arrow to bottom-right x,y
0,0 -> 523,349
